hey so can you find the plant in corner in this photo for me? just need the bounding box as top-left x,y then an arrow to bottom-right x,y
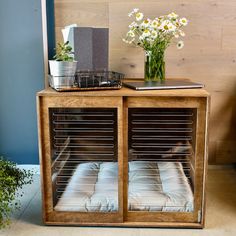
123,9 -> 188,82
0,157 -> 33,229
49,41 -> 77,88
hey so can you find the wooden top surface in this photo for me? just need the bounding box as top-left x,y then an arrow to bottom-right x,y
37,79 -> 210,98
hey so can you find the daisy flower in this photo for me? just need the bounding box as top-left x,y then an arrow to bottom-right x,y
167,22 -> 176,32
151,20 -> 159,29
168,12 -> 178,19
141,19 -> 151,28
129,21 -> 138,29
177,40 -> 184,49
160,20 -> 170,31
127,30 -> 135,38
151,30 -> 158,39
128,12 -> 133,17
128,8 -> 140,17
136,12 -> 144,21
142,29 -> 151,37
179,18 -> 188,26
139,35 -> 144,41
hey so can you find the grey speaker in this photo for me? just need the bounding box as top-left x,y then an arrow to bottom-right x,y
69,27 -> 109,71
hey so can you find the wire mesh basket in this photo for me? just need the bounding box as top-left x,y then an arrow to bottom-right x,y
48,70 -> 124,92
76,70 -> 123,88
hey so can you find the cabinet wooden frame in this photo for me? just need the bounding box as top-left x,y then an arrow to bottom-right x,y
124,96 -> 209,226
37,87 -> 210,228
37,96 -> 124,224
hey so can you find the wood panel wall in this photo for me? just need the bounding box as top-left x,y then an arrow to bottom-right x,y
54,0 -> 236,164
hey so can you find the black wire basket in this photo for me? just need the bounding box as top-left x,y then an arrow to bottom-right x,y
49,70 -> 124,92
76,70 -> 124,89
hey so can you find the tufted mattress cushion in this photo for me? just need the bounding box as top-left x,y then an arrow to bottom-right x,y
55,161 -> 193,212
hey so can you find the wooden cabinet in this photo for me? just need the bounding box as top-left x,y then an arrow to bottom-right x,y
37,85 -> 210,228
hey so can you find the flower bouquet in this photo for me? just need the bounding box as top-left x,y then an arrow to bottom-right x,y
123,8 -> 188,81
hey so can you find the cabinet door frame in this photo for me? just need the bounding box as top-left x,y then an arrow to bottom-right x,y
124,96 -> 209,226
37,96 -> 124,224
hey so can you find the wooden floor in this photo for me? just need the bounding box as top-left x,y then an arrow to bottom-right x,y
1,166 -> 236,236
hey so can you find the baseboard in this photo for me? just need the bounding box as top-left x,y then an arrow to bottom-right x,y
17,164 -> 40,174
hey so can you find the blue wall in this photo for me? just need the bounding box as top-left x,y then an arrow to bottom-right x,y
0,0 -> 45,164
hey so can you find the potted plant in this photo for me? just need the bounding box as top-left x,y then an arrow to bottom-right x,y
49,41 -> 77,88
0,157 -> 33,229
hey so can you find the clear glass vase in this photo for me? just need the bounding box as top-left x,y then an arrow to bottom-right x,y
144,50 -> 165,82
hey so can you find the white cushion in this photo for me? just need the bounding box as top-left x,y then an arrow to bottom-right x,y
55,161 -> 193,212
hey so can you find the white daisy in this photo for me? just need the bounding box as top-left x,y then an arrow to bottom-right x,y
167,22 -> 176,32
127,30 -> 135,38
168,12 -> 178,19
151,20 -> 158,29
136,12 -> 144,21
129,21 -> 138,29
177,40 -> 184,49
141,18 -> 151,28
179,17 -> 188,26
160,20 -> 169,30
142,29 -> 151,37
139,35 -> 144,41
133,8 -> 139,13
151,30 -> 158,39
128,12 -> 133,17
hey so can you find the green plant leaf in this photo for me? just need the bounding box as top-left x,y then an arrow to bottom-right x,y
53,41 -> 75,62
0,156 -> 34,229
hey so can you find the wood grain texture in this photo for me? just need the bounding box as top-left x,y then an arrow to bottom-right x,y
37,85 -> 210,97
52,0 -> 236,164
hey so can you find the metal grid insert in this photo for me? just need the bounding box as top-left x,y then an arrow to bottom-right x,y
128,108 -> 197,212
49,108 -> 118,212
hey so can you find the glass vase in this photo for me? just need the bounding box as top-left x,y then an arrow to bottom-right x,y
144,50 -> 165,82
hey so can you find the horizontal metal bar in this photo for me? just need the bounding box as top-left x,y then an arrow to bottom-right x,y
56,194 -> 118,199
54,128 -> 113,132
54,165 -> 191,171
131,113 -> 193,117
132,120 -> 193,124
53,120 -> 114,125
55,150 -> 114,154
56,177 -> 117,182
54,159 -> 115,163
56,186 -> 116,191
54,127 -> 114,131
132,143 -> 191,146
129,167 -> 191,170
131,153 -> 192,156
54,136 -> 114,140
132,145 -> 192,148
54,144 -> 114,148
53,112 -> 114,117
132,129 -> 192,133
132,136 -> 192,141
